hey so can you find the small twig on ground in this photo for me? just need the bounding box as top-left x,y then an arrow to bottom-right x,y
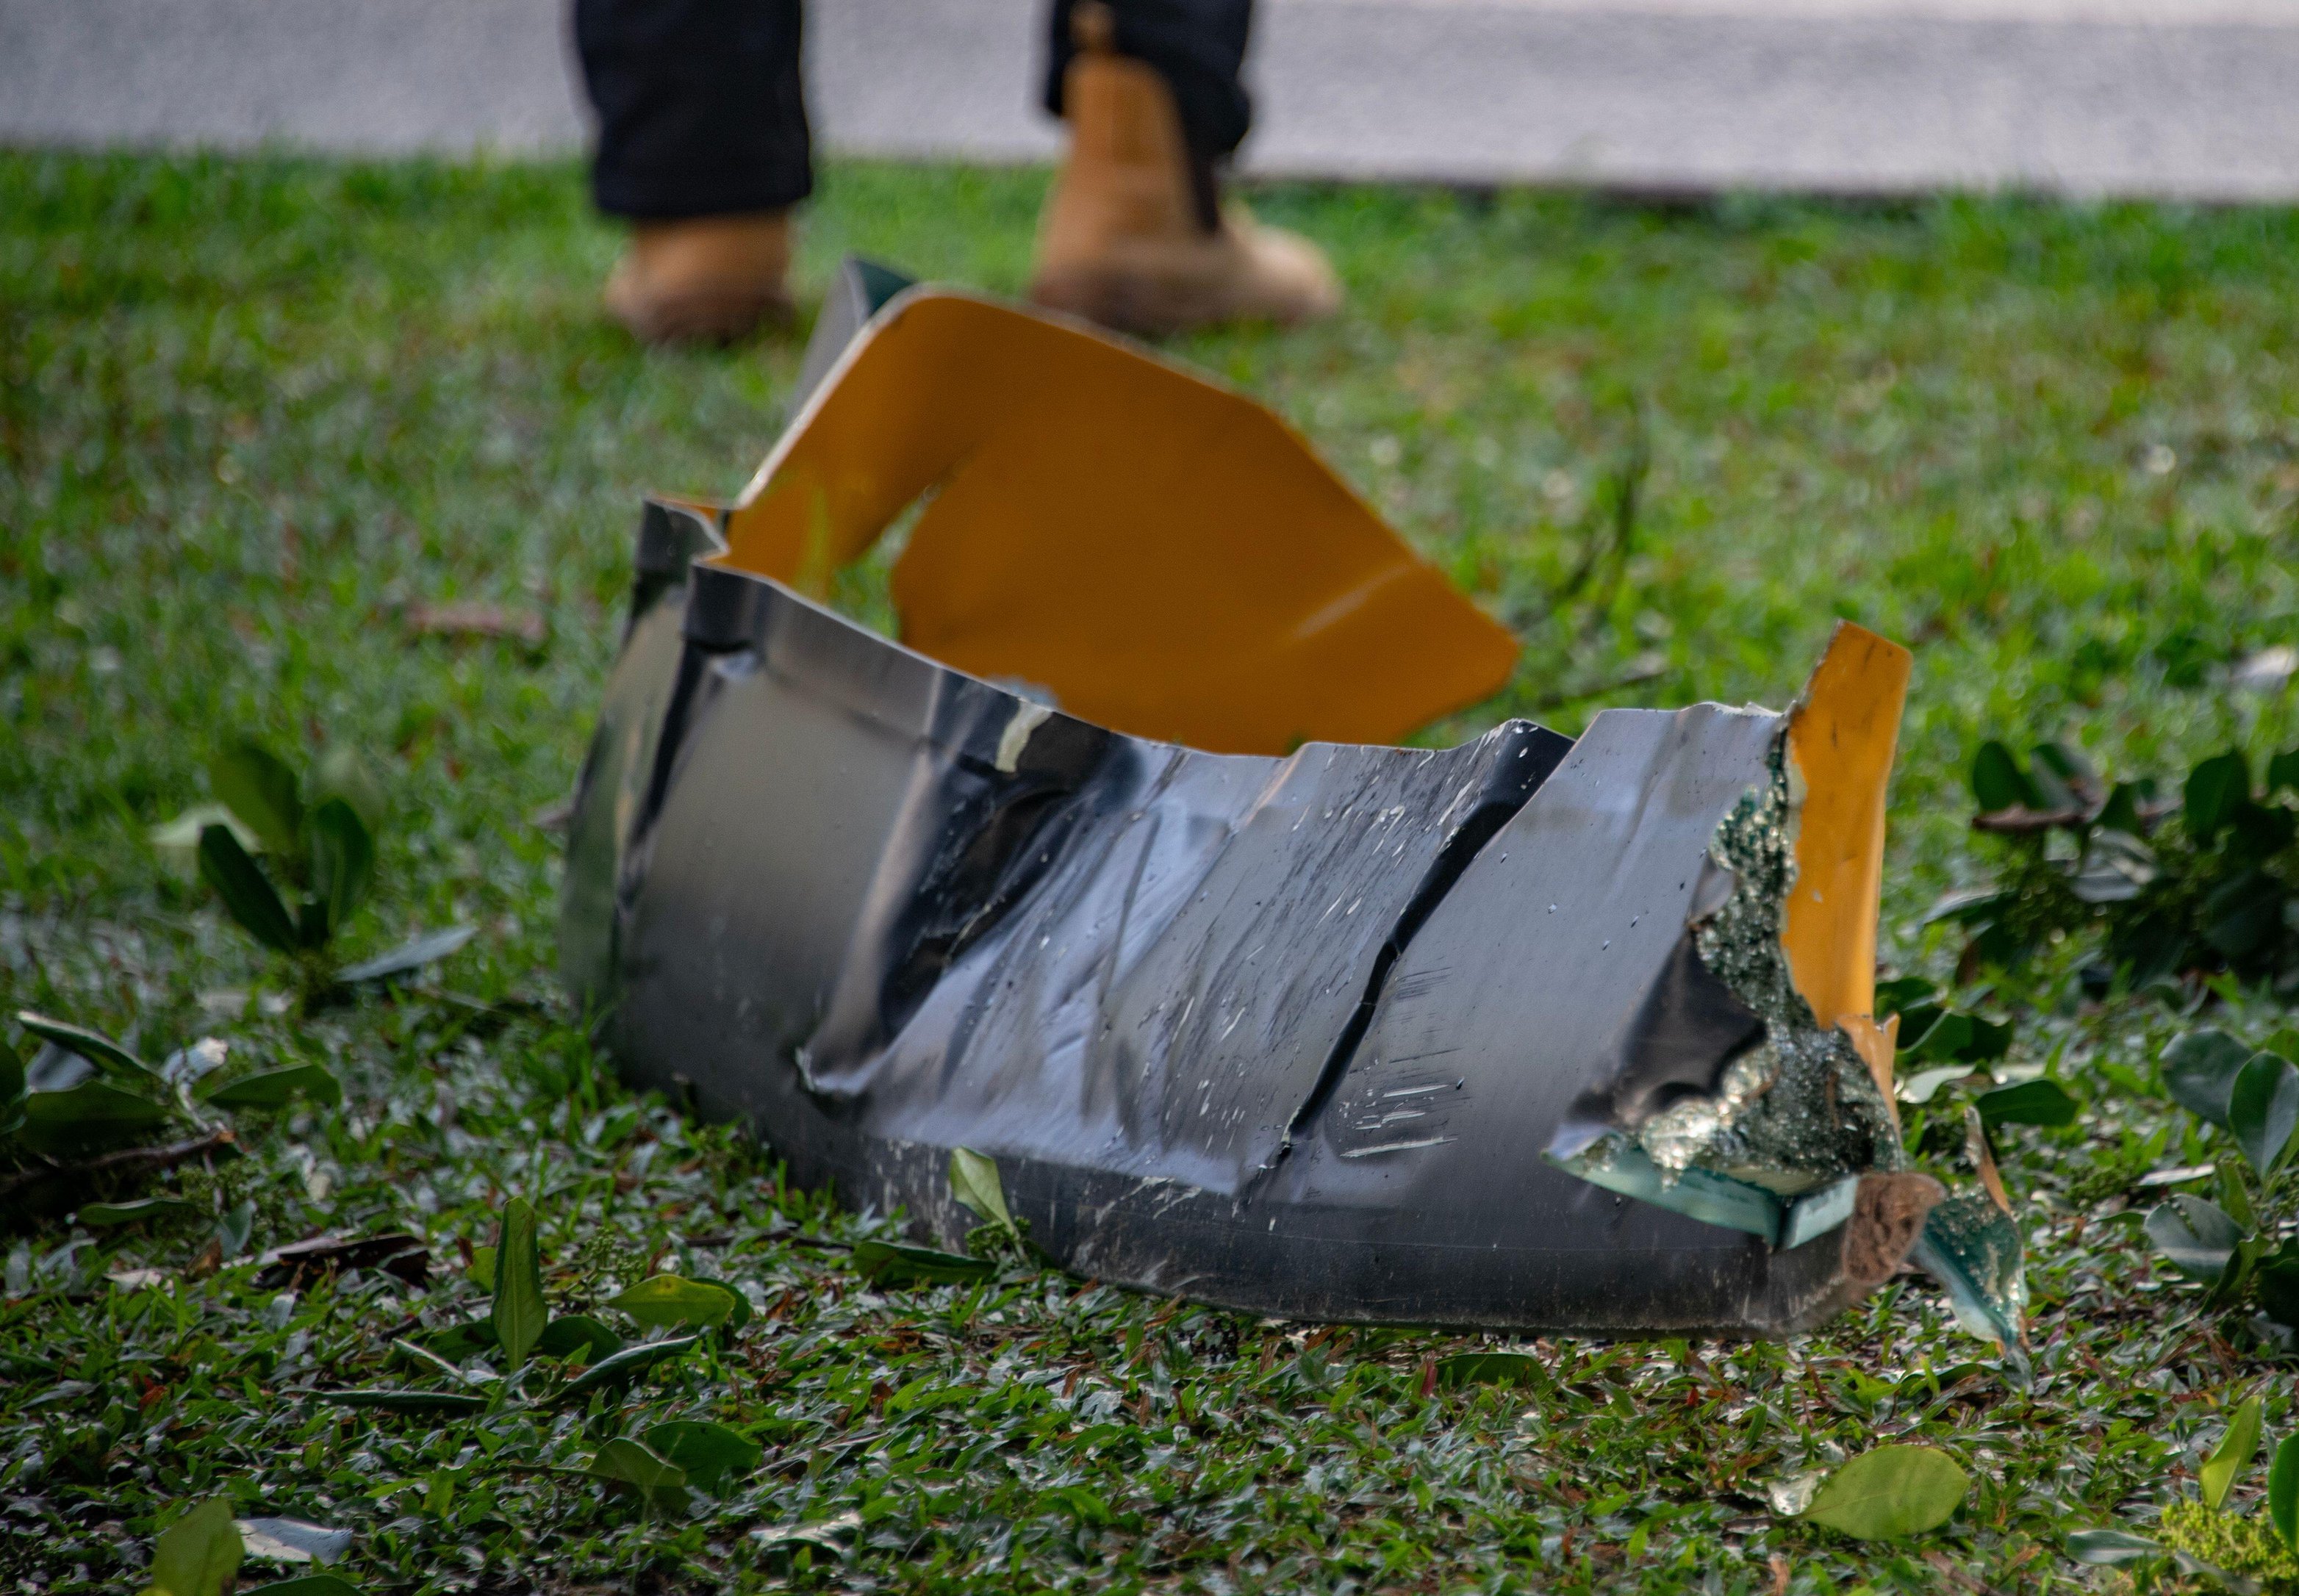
402,600 -> 548,648
1923,1549 -> 2000,1595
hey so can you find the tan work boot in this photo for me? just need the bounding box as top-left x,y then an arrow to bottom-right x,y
603,212 -> 795,346
1028,15 -> 1341,337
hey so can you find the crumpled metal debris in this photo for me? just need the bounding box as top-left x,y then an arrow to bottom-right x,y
562,259 -> 1958,1335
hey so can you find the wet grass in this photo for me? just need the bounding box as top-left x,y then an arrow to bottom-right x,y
6,148 -> 2299,1593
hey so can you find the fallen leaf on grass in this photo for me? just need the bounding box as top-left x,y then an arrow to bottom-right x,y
642,1419 -> 762,1493
337,924 -> 476,985
143,1497 -> 240,1596
587,1436 -> 690,1512
1801,1444 -> 1968,1539
235,1517 -> 351,1565
609,1273 -> 744,1330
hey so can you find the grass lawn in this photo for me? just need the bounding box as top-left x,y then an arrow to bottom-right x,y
7,148 -> 2299,1593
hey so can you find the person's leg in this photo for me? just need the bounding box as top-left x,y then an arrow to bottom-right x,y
1029,0 -> 1340,335
1045,0 -> 1252,187
575,0 -> 811,343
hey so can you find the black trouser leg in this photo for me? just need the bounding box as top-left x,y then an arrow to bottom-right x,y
575,0 -> 813,221
575,0 -> 1256,223
1044,0 -> 1258,161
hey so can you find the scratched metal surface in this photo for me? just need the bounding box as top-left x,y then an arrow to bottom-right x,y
564,520 -> 1890,1331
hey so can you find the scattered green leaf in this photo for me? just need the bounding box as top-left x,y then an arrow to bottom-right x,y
643,1419 -> 762,1493
13,1010 -> 151,1079
2147,1194 -> 2246,1286
950,1146 -> 1014,1230
587,1436 -> 690,1511
490,1196 -> 546,1368
1975,1077 -> 2079,1127
201,1063 -> 342,1109
2271,1435 -> 2299,1553
2202,1397 -> 2264,1511
306,797 -> 375,935
609,1272 -> 742,1330
199,823 -> 299,953
556,1334 -> 703,1402
77,1196 -> 201,1226
143,1498 -> 241,1596
2229,1052 -> 2299,1174
1801,1445 -> 1970,1539
210,740 -> 304,863
2165,1030 -> 2255,1129
852,1240 -> 995,1287
337,925 -> 476,985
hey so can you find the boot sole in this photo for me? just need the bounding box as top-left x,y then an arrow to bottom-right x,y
1030,263 -> 1314,339
608,286 -> 797,348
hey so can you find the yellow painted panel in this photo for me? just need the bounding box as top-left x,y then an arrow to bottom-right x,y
1781,621 -> 1913,1032
718,290 -> 1520,754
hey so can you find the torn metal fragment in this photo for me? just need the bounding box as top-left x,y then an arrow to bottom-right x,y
562,259 -> 1942,1335
1909,1192 -> 2028,1349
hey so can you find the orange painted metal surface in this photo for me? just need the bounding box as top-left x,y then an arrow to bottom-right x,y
1781,622 -> 1915,1052
716,290 -> 1519,755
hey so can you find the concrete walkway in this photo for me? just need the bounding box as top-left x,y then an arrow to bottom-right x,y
6,0 -> 2299,199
